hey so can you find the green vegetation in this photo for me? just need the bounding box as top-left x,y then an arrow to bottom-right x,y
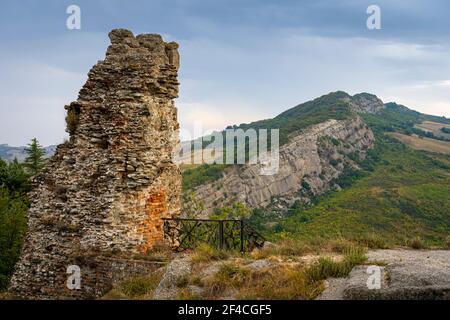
234,91 -> 353,146
102,269 -> 165,300
65,104 -> 81,135
201,259 -> 323,300
191,243 -> 230,263
181,94 -> 450,249
198,244 -> 366,300
0,158 -> 30,291
0,138 -> 48,291
275,133 -> 450,247
363,102 -> 449,133
182,163 -> 227,191
211,202 -> 251,220
305,247 -> 367,282
23,138 -> 46,176
181,92 -> 355,189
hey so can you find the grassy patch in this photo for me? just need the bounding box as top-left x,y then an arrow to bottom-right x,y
102,269 -> 164,300
190,244 -> 230,264
251,239 -> 312,259
203,262 -> 251,297
202,260 -> 324,300
305,247 -> 367,282
130,241 -> 173,262
237,267 -> 324,300
406,237 -> 428,250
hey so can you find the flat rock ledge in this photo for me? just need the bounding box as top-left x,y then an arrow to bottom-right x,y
317,249 -> 450,300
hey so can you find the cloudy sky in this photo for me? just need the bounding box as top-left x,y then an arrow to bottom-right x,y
1,0 -> 450,146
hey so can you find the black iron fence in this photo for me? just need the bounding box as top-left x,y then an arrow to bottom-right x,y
162,218 -> 265,252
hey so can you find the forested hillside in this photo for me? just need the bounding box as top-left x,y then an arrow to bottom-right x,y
182,92 -> 450,248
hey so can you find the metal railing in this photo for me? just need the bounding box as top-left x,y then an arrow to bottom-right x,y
162,218 -> 265,252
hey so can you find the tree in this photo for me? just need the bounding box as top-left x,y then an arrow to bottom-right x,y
0,188 -> 28,290
23,138 -> 46,176
211,202 -> 251,220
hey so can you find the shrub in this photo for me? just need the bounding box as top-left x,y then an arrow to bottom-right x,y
301,179 -> 311,192
444,237 -> 450,249
329,159 -> 339,167
330,137 -> 341,146
204,262 -> 251,297
407,237 -> 427,250
234,266 -> 324,300
191,243 -> 229,263
328,239 -> 356,254
65,110 -> 80,135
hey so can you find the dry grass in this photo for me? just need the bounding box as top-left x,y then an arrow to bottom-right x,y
200,260 -> 323,300
197,245 -> 367,300
0,293 -> 10,300
414,121 -> 450,140
304,246 -> 367,282
350,234 -> 392,249
132,241 -> 174,262
251,238 -> 371,261
203,262 -> 251,297
250,239 -> 312,259
236,267 -> 324,300
190,243 -> 230,263
177,288 -> 204,300
102,269 -> 164,300
406,237 -> 428,250
389,132 -> 450,155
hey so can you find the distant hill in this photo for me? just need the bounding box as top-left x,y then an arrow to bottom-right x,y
183,91 -> 450,247
0,144 -> 56,162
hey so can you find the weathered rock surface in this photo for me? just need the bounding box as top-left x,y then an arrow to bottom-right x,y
317,249 -> 450,300
9,29 -> 182,299
345,93 -> 384,114
194,116 -> 374,215
153,255 -> 191,300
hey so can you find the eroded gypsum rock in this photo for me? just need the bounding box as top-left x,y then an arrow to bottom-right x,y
9,29 -> 182,299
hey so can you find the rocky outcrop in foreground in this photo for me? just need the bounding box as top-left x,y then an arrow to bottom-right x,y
10,29 -> 182,299
318,250 -> 450,300
194,116 -> 374,214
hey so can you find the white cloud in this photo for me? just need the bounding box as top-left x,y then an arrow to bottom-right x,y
177,101 -> 266,141
2,29 -> 450,147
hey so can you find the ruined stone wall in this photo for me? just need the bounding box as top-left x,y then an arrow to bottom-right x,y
9,29 -> 181,299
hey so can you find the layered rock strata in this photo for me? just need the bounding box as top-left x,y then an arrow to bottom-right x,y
194,116 -> 375,215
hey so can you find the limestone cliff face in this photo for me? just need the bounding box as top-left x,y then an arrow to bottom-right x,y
345,93 -> 384,114
194,116 -> 374,215
10,29 -> 181,299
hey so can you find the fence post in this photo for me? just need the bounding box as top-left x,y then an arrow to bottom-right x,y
219,220 -> 224,250
240,220 -> 244,252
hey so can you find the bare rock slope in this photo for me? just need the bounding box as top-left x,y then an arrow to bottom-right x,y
194,116 -> 375,214
318,249 -> 450,300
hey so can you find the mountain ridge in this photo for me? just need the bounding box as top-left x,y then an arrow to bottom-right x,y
182,91 -> 450,246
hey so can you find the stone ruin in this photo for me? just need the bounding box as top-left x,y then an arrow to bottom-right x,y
9,29 -> 182,299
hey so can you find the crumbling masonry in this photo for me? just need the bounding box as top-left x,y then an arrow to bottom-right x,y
9,29 -> 182,299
